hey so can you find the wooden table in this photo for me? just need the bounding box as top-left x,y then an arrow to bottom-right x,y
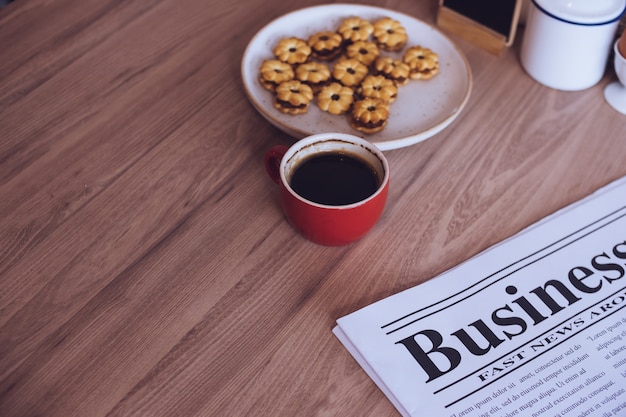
1,1 -> 625,415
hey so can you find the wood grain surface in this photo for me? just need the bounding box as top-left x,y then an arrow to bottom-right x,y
1,0 -> 625,416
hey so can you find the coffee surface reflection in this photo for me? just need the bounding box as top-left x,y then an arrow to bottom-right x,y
290,152 -> 379,206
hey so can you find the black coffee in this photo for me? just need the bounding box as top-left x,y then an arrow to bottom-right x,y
290,152 -> 380,205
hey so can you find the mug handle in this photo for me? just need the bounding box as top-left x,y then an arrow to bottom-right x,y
264,145 -> 288,184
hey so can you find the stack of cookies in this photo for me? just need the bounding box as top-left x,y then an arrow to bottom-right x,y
258,16 -> 440,134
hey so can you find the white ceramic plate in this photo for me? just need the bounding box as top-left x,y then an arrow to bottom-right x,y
242,4 -> 472,151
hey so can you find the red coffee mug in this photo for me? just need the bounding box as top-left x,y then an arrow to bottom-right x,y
265,133 -> 389,246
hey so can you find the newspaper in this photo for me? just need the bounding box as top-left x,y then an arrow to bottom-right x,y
334,175 -> 626,417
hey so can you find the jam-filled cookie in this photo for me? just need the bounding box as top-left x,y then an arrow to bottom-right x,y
295,62 -> 331,93
345,41 -> 380,66
274,80 -> 314,115
316,82 -> 355,115
307,31 -> 344,61
350,98 -> 389,134
337,17 -> 374,44
332,58 -> 369,87
273,37 -> 311,65
357,75 -> 398,103
403,46 -> 440,80
258,59 -> 295,92
372,17 -> 408,52
373,56 -> 410,86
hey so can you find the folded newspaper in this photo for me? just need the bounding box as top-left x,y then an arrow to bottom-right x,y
334,175 -> 626,417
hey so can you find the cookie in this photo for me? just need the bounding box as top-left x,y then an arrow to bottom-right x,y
345,41 -> 380,66
373,56 -> 410,86
358,75 -> 398,103
273,37 -> 311,65
372,17 -> 408,52
307,31 -> 344,61
403,46 -> 440,80
258,59 -> 295,92
350,98 -> 389,134
316,82 -> 355,115
273,80 -> 314,115
295,62 -> 331,93
332,58 -> 369,87
337,17 -> 374,44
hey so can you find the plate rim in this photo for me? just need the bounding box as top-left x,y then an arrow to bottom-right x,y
241,3 -> 473,151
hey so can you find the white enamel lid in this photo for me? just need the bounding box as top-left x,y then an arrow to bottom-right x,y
533,0 -> 626,25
